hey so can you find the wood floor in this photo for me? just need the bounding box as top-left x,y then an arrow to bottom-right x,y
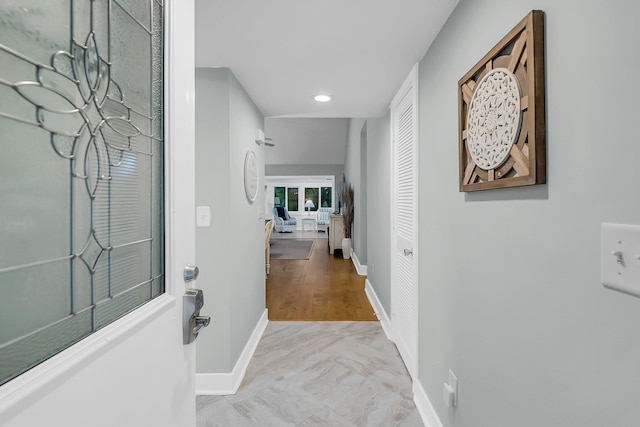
266,239 -> 377,321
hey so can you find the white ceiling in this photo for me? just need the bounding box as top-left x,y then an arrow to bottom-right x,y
194,0 -> 459,162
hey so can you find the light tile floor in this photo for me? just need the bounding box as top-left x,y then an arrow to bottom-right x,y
196,322 -> 423,427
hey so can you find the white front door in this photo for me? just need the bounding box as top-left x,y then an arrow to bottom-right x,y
0,1 -> 197,426
390,64 -> 419,379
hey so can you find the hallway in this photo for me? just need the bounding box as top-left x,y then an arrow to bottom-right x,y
196,322 -> 421,426
194,238 -> 419,426
267,238 -> 377,321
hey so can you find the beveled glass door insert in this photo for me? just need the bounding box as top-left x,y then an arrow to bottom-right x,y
0,0 -> 164,386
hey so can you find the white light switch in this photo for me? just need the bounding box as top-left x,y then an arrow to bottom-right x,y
601,223 -> 640,298
196,206 -> 211,227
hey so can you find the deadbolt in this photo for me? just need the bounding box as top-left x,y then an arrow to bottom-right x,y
184,264 -> 199,282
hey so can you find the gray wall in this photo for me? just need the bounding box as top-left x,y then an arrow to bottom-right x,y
417,1 -> 640,426
195,68 -> 265,373
359,126 -> 368,263
365,114 -> 391,313
344,116 -> 391,271
344,119 -> 367,263
265,164 -> 344,185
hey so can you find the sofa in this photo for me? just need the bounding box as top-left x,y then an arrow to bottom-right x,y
273,207 -> 297,232
316,207 -> 331,232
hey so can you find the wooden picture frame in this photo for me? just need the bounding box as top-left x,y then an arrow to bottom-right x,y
458,10 -> 546,192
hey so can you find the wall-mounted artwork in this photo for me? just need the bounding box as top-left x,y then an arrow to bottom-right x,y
458,10 -> 546,192
244,150 -> 259,203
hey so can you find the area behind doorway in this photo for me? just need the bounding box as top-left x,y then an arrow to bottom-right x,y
267,238 -> 377,321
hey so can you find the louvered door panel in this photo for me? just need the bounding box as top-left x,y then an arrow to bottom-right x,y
391,65 -> 418,378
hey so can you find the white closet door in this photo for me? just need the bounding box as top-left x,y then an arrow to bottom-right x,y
390,64 -> 419,379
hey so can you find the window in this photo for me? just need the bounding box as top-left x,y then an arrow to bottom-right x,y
0,1 -> 164,386
274,187 -> 285,206
321,187 -> 332,208
287,187 -> 299,211
304,188 -> 319,212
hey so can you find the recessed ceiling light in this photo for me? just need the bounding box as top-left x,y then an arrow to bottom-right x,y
314,94 -> 332,103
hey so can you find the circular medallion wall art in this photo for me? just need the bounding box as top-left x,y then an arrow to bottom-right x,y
244,150 -> 258,203
458,10 -> 546,192
466,68 -> 522,170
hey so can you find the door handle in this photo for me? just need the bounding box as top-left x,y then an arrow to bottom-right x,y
183,288 -> 210,344
404,248 -> 413,256
193,315 -> 210,334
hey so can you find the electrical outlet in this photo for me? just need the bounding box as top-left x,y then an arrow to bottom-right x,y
443,383 -> 454,408
448,369 -> 458,407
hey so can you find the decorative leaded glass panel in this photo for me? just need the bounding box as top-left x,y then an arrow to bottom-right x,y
0,0 -> 164,386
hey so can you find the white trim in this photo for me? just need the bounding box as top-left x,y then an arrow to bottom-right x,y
364,279 -> 391,341
162,0 -> 198,424
413,380 -> 443,427
367,278 -> 440,427
165,0 -> 197,298
350,249 -> 367,276
265,175 -> 335,184
264,175 -> 337,218
196,309 -> 269,395
0,295 -> 175,418
368,275 -> 441,427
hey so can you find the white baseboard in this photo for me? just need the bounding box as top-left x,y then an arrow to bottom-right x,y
350,249 -> 367,276
365,279 -> 441,427
413,380 -> 443,427
364,279 -> 391,341
196,309 -> 269,395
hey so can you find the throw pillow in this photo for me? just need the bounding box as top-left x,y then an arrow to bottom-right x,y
276,206 -> 287,220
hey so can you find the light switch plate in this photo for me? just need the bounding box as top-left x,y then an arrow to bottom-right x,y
601,223 -> 640,298
196,206 -> 211,227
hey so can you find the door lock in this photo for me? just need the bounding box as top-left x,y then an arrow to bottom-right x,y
184,264 -> 199,282
183,288 -> 210,345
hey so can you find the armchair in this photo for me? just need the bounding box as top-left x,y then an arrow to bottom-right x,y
273,206 -> 297,232
316,207 -> 331,232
